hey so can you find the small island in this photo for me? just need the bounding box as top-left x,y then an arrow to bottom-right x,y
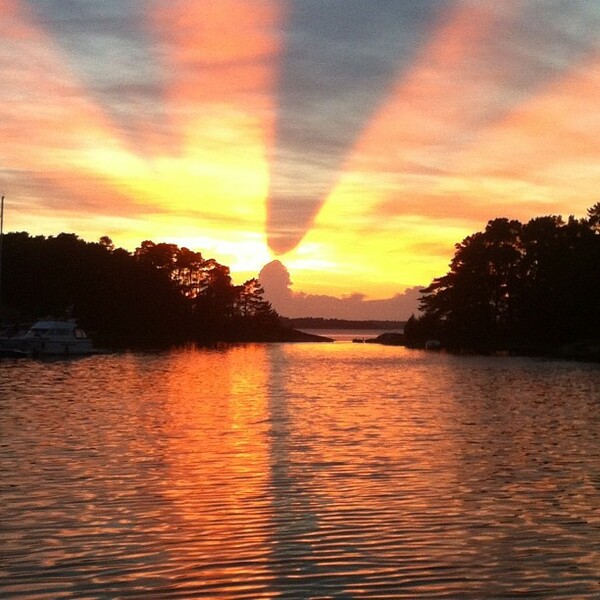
363,332 -> 406,346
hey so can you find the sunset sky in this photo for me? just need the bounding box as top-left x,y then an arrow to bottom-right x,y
2,0 -> 600,318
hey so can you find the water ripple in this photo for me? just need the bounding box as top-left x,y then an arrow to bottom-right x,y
1,346 -> 599,598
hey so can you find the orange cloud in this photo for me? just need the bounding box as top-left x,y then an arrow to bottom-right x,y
0,0 -> 145,230
152,0 -> 281,154
125,0 -> 283,231
452,52 -> 600,210
0,0 -> 125,161
334,0 -> 600,230
343,1 -> 521,186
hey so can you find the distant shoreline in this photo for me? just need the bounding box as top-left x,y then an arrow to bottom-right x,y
280,317 -> 406,330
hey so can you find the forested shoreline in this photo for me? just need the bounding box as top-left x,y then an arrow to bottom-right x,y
0,233 -> 319,347
3,202 -> 599,356
405,204 -> 600,360
280,317 -> 406,330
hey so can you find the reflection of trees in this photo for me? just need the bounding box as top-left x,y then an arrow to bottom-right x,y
1,233 -> 278,345
406,204 -> 600,353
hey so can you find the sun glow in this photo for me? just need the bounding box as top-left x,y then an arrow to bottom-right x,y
146,0 -> 281,228
296,1 -> 517,293
287,0 -> 599,296
2,0 -> 281,276
2,0 -> 600,306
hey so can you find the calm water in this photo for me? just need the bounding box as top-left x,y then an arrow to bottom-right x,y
300,329 -> 404,342
1,342 -> 599,599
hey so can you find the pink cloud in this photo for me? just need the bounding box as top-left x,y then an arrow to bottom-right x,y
259,260 -> 422,320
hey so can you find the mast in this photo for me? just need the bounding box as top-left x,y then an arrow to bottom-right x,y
0,195 -> 4,321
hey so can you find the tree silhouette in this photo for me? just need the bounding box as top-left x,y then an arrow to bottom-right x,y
1,232 -> 281,346
409,206 -> 600,355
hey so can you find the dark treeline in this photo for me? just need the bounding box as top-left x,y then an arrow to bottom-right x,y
281,317 -> 406,330
405,204 -> 600,358
0,233 -> 282,346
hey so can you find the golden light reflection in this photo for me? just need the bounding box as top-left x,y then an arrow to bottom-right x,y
4,345 -> 599,594
157,345 -> 278,596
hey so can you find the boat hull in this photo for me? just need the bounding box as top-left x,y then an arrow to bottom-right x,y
0,337 -> 94,356
0,319 -> 95,356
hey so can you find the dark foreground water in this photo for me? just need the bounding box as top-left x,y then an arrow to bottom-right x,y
1,342 -> 599,599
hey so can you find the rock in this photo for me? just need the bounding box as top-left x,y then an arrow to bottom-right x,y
364,332 -> 405,346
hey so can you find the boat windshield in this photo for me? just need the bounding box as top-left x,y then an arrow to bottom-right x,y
29,327 -> 73,337
29,327 -> 50,336
53,328 -> 73,336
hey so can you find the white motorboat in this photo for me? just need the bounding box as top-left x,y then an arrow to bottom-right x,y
0,319 -> 95,356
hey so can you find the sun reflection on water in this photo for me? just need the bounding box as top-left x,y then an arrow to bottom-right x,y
0,345 -> 599,598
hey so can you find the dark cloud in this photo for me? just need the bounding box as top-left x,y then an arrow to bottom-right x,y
26,0 -> 173,155
267,0 -> 449,253
259,260 -> 422,320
